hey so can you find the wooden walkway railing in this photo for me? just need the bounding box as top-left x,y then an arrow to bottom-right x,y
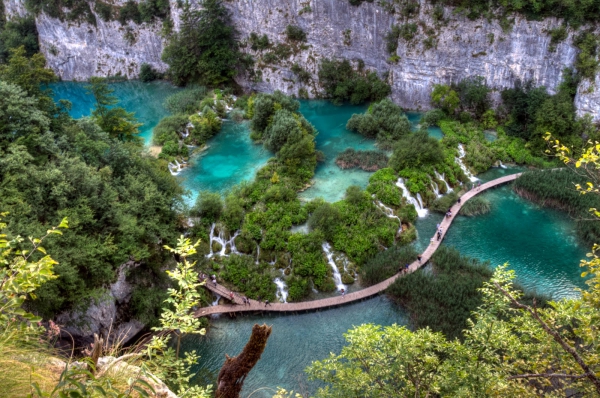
194,173 -> 522,317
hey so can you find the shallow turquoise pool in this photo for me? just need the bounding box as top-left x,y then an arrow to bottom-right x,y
50,80 -> 181,145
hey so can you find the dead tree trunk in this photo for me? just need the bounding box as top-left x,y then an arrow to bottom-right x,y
215,323 -> 272,398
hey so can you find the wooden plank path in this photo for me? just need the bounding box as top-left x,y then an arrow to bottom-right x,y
194,172 -> 522,317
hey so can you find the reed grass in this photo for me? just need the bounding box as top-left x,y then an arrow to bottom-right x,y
459,196 -> 491,216
513,169 -> 600,245
360,244 -> 418,286
335,148 -> 389,171
386,246 -> 547,340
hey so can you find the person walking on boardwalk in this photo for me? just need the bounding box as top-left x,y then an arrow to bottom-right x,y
265,299 -> 271,307
229,292 -> 234,302
457,197 -> 461,204
417,255 -> 422,263
341,288 -> 345,297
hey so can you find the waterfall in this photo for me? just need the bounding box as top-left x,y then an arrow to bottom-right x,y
455,144 -> 478,182
255,244 -> 260,264
434,171 -> 452,193
211,293 -> 221,306
207,223 -> 241,258
430,180 -> 442,198
168,162 -> 180,176
322,242 -> 346,291
274,274 -> 289,303
498,160 -> 507,169
373,198 -> 402,235
395,178 -> 428,218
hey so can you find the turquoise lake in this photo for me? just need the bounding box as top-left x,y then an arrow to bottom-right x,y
50,81 -> 589,397
50,80 -> 181,144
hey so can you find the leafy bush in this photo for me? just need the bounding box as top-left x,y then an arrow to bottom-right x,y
346,98 -> 411,149
420,109 -> 445,127
308,203 -> 342,241
285,25 -> 306,41
192,191 -> 223,223
139,63 -> 159,82
430,191 -> 459,213
189,108 -> 222,144
249,32 -> 270,50
385,25 -> 401,54
389,131 -> 444,171
548,26 -> 568,52
94,1 -> 112,21
220,254 -> 276,301
118,0 -> 142,24
399,23 -> 418,41
153,114 -> 189,145
573,31 -> 599,80
162,0 -> 241,86
361,245 -> 418,285
318,59 -> 391,105
0,17 -> 39,63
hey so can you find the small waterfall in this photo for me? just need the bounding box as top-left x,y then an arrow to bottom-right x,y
168,161 -> 181,176
274,275 -> 289,303
211,293 -> 221,306
430,181 -> 441,198
498,160 -> 507,169
373,199 -> 402,235
455,144 -> 478,182
434,171 -> 452,193
207,223 -> 241,258
395,178 -> 428,218
322,242 -> 346,291
255,244 -> 260,264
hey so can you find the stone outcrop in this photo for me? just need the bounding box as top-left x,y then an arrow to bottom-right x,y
56,261 -> 144,347
3,0 -> 599,118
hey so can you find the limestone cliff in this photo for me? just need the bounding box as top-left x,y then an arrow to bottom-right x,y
3,0 -> 598,116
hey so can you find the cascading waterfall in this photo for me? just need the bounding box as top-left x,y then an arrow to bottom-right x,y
373,198 -> 402,235
395,178 -> 428,218
168,160 -> 181,176
498,160 -> 507,169
455,144 -> 478,182
431,180 -> 442,198
211,293 -> 221,306
274,273 -> 289,303
322,242 -> 346,291
434,171 -> 452,193
207,223 -> 241,258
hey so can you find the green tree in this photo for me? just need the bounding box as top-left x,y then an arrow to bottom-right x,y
431,84 -> 460,115
87,76 -> 141,142
147,236 -> 212,398
161,0 -> 240,86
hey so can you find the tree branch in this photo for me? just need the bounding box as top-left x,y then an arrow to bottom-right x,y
494,282 -> 600,393
508,373 -> 588,380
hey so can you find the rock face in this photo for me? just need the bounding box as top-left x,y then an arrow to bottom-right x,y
56,261 -> 144,347
2,0 -> 599,112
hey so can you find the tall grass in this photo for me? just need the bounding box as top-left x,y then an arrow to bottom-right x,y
335,148 -> 389,171
386,246 -> 547,340
459,196 -> 491,216
360,244 -> 418,286
514,169 -> 600,245
430,191 -> 458,213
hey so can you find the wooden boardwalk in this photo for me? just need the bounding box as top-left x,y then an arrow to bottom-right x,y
195,173 -> 522,317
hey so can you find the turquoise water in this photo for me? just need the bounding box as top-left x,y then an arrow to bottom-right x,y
50,81 -> 181,145
298,100 -> 376,202
414,166 -> 588,299
177,121 -> 272,203
189,165 -> 588,396
185,296 -> 407,397
406,111 -> 444,140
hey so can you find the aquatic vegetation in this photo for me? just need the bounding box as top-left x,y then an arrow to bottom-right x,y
430,191 -> 459,213
218,254 -> 277,301
459,196 -> 491,216
346,98 -> 411,149
335,148 -> 389,171
514,169 -> 600,245
360,244 -> 418,286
